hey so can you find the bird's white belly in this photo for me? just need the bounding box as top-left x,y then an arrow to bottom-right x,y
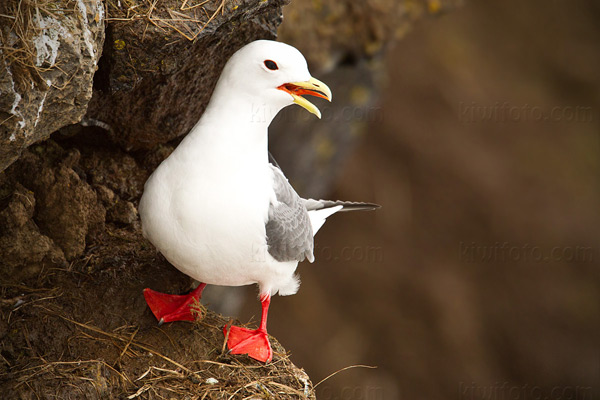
139,158 -> 298,293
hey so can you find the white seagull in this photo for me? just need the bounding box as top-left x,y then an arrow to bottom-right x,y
139,40 -> 379,363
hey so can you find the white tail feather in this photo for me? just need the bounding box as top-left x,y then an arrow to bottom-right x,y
308,205 -> 343,235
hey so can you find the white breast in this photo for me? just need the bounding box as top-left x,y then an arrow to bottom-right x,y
141,153 -> 265,279
139,137 -> 300,296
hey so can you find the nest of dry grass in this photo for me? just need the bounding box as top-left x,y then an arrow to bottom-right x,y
105,0 -> 232,41
5,306 -> 313,399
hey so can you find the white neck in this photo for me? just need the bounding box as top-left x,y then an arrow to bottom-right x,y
179,90 -> 288,167
202,83 -> 288,129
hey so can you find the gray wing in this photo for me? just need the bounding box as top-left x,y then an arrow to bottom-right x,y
266,164 -> 315,263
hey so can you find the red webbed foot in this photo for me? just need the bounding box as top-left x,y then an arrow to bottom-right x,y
223,293 -> 273,363
224,325 -> 273,363
143,283 -> 206,324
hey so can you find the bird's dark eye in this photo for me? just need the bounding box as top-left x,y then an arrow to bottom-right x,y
264,60 -> 278,70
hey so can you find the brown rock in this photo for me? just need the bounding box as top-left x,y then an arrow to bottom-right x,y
11,144 -> 106,260
81,149 -> 148,200
107,199 -> 138,225
0,183 -> 65,280
0,0 -> 105,172
94,184 -> 117,207
86,0 -> 289,151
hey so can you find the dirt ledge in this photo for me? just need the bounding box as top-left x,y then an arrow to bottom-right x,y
0,136 -> 314,399
0,221 -> 315,399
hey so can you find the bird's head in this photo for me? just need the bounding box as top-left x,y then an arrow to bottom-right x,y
217,40 -> 332,119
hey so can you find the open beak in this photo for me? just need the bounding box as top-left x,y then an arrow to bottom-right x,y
277,77 -> 332,119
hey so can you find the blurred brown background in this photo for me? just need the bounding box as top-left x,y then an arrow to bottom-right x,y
1,0 -> 597,398
244,0 -> 599,399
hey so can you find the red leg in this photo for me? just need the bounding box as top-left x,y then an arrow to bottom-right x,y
143,283 -> 207,324
223,294 -> 273,363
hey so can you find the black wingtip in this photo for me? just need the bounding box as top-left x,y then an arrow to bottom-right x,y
306,199 -> 381,212
338,202 -> 381,212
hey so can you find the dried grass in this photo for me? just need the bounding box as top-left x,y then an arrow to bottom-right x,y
0,0 -> 233,98
105,0 -> 230,41
2,297 -> 316,399
0,0 -> 59,90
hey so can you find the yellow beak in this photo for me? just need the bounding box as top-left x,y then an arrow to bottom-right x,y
278,77 -> 332,119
